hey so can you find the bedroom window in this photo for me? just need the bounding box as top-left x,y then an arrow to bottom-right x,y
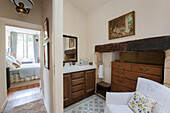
6,26 -> 40,63
17,33 -> 34,62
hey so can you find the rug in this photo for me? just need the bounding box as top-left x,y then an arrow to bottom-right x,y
64,95 -> 105,113
12,99 -> 47,113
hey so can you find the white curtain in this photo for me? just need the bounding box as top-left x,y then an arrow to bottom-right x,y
10,32 -> 18,58
33,35 -> 39,63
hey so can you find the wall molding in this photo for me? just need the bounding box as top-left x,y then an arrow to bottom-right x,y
0,98 -> 8,113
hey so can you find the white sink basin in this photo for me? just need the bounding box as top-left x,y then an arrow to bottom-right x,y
63,65 -> 96,74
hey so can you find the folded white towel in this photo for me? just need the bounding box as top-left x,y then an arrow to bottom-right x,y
98,65 -> 104,78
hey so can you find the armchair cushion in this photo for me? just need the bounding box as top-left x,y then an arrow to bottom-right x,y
128,91 -> 157,113
106,92 -> 134,105
105,105 -> 133,113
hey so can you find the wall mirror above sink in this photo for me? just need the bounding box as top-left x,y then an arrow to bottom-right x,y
63,35 -> 77,63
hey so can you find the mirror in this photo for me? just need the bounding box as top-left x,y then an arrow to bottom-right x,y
63,35 -> 77,63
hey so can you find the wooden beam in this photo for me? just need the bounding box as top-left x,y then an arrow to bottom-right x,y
95,36 -> 170,52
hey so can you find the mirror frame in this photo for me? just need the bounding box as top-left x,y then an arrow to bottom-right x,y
63,35 -> 78,63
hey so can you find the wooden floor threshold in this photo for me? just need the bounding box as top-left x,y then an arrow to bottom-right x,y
8,83 -> 40,93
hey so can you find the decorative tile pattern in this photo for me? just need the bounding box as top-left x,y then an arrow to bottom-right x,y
64,95 -> 105,113
10,74 -> 40,83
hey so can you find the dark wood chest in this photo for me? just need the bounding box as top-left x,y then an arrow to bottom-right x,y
111,62 -> 163,92
97,81 -> 111,97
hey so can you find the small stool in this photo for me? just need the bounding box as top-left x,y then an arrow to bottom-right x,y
97,81 -> 111,98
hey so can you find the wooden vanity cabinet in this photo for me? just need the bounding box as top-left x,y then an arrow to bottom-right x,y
63,69 -> 95,107
63,74 -> 71,106
85,70 -> 95,95
71,72 -> 85,100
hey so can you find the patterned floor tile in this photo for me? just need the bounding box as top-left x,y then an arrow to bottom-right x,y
64,95 -> 105,113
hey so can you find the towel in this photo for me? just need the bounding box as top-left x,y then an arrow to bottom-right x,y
98,65 -> 104,78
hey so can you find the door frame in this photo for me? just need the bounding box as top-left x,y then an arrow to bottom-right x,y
0,17 -> 43,112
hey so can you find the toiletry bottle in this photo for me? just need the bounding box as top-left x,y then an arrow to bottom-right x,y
80,59 -> 83,66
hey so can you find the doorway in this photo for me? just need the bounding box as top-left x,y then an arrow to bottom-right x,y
3,25 -> 42,112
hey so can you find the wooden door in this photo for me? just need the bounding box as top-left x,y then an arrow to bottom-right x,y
63,74 -> 71,106
85,70 -> 95,94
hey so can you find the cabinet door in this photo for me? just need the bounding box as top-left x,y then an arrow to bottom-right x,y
64,74 -> 71,105
85,70 -> 95,94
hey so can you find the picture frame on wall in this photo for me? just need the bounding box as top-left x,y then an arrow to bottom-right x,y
109,11 -> 135,40
44,42 -> 50,70
43,18 -> 49,41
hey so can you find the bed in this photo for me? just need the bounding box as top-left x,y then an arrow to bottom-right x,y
6,55 -> 40,83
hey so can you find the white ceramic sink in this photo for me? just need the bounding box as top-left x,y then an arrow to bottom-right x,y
63,65 -> 96,74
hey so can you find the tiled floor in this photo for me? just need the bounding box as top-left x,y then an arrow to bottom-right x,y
3,87 -> 41,113
4,86 -> 105,113
64,95 -> 105,113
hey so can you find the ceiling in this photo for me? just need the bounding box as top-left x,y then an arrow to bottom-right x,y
68,0 -> 110,15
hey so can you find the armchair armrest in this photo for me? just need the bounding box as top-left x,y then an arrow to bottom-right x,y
106,92 -> 134,105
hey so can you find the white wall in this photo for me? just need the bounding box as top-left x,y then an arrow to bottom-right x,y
52,0 -> 63,112
86,0 -> 170,83
0,20 -> 7,112
41,0 -> 53,112
64,0 -> 87,61
0,0 -> 43,25
102,53 -> 112,83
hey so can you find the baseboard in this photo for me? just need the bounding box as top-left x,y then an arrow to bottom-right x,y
164,83 -> 170,88
40,88 -> 44,99
40,88 -> 50,113
0,98 -> 8,113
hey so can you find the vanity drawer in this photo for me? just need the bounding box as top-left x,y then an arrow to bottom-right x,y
72,72 -> 84,80
112,62 -> 131,71
112,76 -> 136,90
132,64 -> 163,76
72,90 -> 84,99
72,78 -> 84,86
72,84 -> 84,93
112,69 -> 137,81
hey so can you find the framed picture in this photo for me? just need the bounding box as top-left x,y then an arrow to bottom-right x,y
109,11 -> 135,40
44,42 -> 50,69
69,38 -> 75,48
43,18 -> 49,41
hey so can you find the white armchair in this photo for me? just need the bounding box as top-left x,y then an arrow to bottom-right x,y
104,78 -> 170,113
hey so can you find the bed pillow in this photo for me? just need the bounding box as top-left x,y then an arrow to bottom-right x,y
128,91 -> 157,113
16,60 -> 21,65
12,62 -> 21,68
6,56 -> 14,63
6,60 -> 10,67
9,55 -> 17,63
9,63 -> 16,69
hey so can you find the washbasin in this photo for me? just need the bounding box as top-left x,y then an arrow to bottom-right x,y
63,65 -> 96,74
